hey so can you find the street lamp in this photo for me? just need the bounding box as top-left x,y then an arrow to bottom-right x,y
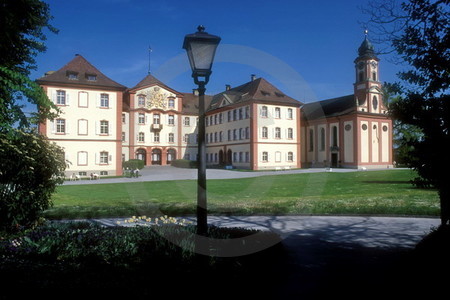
183,25 -> 221,236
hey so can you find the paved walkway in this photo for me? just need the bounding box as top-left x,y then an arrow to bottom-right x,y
64,165 -> 399,185
86,215 -> 439,297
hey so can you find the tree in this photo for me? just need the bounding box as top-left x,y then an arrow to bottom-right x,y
0,0 -> 65,231
0,0 -> 59,131
363,0 -> 450,225
0,130 -> 66,232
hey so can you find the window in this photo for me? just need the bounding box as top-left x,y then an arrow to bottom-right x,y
228,111 -> 232,122
100,171 -> 108,176
184,117 -> 190,126
245,152 -> 250,163
56,119 -> 66,134
168,98 -> 175,108
372,96 -> 378,111
57,90 -> 66,105
168,115 -> 175,125
228,130 -> 232,141
233,152 -> 238,163
233,109 -> 237,121
245,127 -> 250,139
100,94 -> 109,108
138,113 -> 145,124
122,113 -> 126,123
262,127 -> 268,138
206,117 -> 209,127
184,134 -> 189,143
275,127 -> 281,139
309,129 -> 314,152
154,132 -> 160,142
214,132 -> 218,143
233,129 -> 238,140
169,133 -> 174,143
287,108 -> 293,119
239,128 -> 244,140
287,152 -> 294,162
262,152 -> 268,162
138,95 -> 145,106
219,131 -> 223,142
320,128 -> 325,151
332,126 -> 338,147
68,72 -> 78,80
153,114 -> 160,124
219,113 -> 223,124
122,132 -> 126,142
359,72 -> 364,82
288,128 -> 293,139
372,72 -> 377,81
138,132 -> 145,142
275,107 -> 281,118
100,120 -> 109,135
214,114 -> 218,125
99,151 -> 109,164
87,74 -> 97,81
238,108 -> 243,120
261,106 -> 268,117
239,152 -> 243,163
245,106 -> 250,119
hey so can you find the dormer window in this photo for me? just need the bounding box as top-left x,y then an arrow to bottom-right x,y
86,74 -> 97,81
67,71 -> 78,80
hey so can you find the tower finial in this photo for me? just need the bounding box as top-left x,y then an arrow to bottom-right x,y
148,46 -> 152,75
364,28 -> 368,37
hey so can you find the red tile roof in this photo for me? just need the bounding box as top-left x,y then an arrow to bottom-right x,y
36,54 -> 126,90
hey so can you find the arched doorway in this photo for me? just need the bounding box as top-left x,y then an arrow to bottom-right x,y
167,148 -> 176,164
227,149 -> 232,165
219,150 -> 225,166
136,148 -> 147,165
151,149 -> 162,165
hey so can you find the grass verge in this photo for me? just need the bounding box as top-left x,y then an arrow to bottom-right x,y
46,169 -> 439,219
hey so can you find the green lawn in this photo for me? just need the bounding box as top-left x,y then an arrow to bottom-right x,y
45,169 -> 440,219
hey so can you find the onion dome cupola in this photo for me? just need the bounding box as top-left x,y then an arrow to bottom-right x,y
354,30 -> 386,115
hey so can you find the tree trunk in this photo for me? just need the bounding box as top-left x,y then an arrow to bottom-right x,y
440,186 -> 450,226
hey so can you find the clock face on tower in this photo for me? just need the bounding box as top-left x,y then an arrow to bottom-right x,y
358,61 -> 365,70
370,61 -> 378,69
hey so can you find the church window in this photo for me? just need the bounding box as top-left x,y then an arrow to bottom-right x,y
372,96 -> 378,111
359,72 -> 364,82
309,129 -> 314,152
372,72 -> 377,81
332,126 -> 338,147
320,128 -> 325,151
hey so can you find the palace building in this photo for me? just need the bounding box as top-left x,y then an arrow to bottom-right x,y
37,36 -> 393,177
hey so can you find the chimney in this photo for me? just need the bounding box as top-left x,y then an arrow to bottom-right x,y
225,84 -> 231,91
251,74 -> 256,81
192,89 -> 199,96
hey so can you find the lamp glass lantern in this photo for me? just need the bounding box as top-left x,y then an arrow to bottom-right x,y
182,25 -> 221,84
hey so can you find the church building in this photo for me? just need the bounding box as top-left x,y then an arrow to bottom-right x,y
37,36 -> 393,177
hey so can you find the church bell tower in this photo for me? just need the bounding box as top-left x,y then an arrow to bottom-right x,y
354,31 -> 387,114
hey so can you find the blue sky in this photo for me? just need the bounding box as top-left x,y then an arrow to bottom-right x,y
32,0 -> 402,104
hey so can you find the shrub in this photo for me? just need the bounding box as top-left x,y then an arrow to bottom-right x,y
171,159 -> 197,168
0,130 -> 66,232
122,159 -> 145,170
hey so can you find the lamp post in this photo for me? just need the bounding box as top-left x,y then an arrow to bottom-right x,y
183,26 -> 221,236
